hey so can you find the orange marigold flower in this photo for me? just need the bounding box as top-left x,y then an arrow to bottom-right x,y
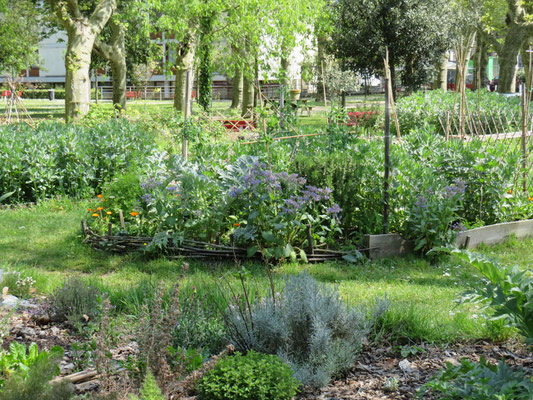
106,211 -> 112,215
130,211 -> 139,217
96,207 -> 104,211
529,197 -> 533,201
91,213 -> 99,217
233,223 -> 240,227
87,208 -> 93,212
97,194 -> 103,198
507,190 -> 513,194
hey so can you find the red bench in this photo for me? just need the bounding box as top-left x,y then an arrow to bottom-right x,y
1,90 -> 22,98
221,120 -> 255,131
126,91 -> 141,99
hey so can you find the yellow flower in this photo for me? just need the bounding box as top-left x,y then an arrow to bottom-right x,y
507,190 -> 513,194
97,194 -> 103,199
91,213 -> 99,217
96,207 -> 104,211
529,197 -> 533,201
106,211 -> 112,215
130,211 -> 139,217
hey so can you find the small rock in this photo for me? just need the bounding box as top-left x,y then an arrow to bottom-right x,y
50,326 -> 61,336
399,359 -> 414,373
1,295 -> 19,309
35,314 -> 51,325
443,357 -> 460,366
60,363 -> 75,375
20,327 -> 36,337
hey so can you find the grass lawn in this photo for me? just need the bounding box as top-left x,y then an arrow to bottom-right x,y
0,199 -> 528,345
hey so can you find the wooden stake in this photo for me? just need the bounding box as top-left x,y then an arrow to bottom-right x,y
118,210 -> 125,229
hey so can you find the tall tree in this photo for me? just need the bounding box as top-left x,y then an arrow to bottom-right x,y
46,0 -> 117,122
330,0 -> 452,96
0,0 -> 41,76
93,0 -> 155,110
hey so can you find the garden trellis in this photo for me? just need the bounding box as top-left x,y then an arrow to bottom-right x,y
437,86 -> 533,194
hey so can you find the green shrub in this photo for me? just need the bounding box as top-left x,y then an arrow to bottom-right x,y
224,273 -> 388,388
0,120 -> 157,203
417,357 -> 533,400
47,277 -> 103,328
197,351 -> 299,400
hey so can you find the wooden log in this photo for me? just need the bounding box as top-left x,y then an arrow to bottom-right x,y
118,210 -> 125,229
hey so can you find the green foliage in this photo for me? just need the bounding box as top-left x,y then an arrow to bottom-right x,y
0,342 -> 64,388
0,271 -> 35,298
197,351 -> 300,400
16,89 -> 67,100
0,353 -> 74,400
331,0 -> 452,90
395,90 -> 522,135
224,273 -> 388,388
418,357 -> 533,400
129,370 -> 165,400
0,0 -> 40,75
0,120 -> 157,203
172,296 -> 227,358
47,277 -> 103,329
403,178 -> 465,254
451,250 -> 533,344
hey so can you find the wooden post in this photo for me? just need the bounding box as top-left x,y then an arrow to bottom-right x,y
118,210 -> 125,229
383,77 -> 391,234
279,84 -> 285,130
182,70 -> 191,161
321,60 -> 327,108
107,223 -> 113,237
306,225 -> 314,255
521,83 -> 528,193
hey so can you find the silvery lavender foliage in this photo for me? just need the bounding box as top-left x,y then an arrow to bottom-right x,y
224,273 -> 388,389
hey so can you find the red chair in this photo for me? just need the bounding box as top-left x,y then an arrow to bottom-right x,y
1,90 -> 11,97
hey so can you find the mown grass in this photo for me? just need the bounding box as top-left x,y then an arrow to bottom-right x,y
0,199 -> 528,345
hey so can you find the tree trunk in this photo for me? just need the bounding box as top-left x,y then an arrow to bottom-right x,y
473,35 -> 488,91
110,56 -> 127,109
521,41 -> 532,91
433,53 -> 448,90
47,0 -> 116,122
198,16 -> 213,112
280,56 -> 290,87
95,20 -> 127,110
173,33 -> 197,114
498,24 -> 527,93
231,70 -> 243,109
315,37 -> 326,102
241,74 -> 254,117
65,33 -> 96,122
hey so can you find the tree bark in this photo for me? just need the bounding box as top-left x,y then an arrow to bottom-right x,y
173,32 -> 197,114
315,36 -> 326,102
231,70 -> 243,109
433,53 -> 448,90
473,35 -> 488,91
241,74 -> 254,117
498,24 -> 527,93
47,0 -> 117,122
94,19 -> 126,110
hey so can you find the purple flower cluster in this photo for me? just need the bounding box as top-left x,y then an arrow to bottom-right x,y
166,185 -> 178,193
444,179 -> 466,199
282,196 -> 305,214
326,203 -> 342,215
302,186 -> 332,201
414,195 -> 428,208
140,193 -> 152,204
141,178 -> 162,191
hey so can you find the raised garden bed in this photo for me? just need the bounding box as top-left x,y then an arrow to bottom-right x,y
364,219 -> 533,259
81,221 -> 350,263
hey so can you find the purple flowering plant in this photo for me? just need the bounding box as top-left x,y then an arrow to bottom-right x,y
223,159 -> 342,260
404,177 -> 466,254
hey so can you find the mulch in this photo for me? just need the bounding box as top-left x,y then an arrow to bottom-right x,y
298,341 -> 532,399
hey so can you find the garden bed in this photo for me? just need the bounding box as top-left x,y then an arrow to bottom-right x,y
81,221 -> 350,263
365,219 -> 533,258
